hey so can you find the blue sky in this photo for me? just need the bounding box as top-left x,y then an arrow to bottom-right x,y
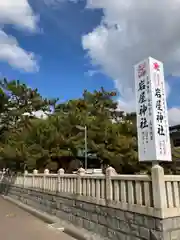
0,0 -> 180,125
1,0 -> 114,102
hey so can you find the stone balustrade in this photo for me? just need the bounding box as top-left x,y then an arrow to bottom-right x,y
1,165 -> 180,239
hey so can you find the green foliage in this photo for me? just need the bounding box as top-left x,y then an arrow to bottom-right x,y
0,79 -> 155,173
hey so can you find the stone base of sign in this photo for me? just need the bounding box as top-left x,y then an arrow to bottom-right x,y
1,184 -> 180,240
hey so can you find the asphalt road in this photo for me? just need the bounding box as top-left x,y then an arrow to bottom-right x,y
0,197 -> 75,240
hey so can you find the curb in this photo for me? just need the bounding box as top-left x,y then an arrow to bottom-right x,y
2,195 -> 60,224
64,226 -> 90,240
2,195 -> 101,240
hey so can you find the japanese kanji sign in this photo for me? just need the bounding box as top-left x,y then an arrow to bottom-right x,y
134,57 -> 172,162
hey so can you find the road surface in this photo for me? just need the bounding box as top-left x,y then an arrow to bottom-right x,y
0,197 -> 75,240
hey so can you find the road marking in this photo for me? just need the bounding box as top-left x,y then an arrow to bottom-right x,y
47,223 -> 64,231
6,213 -> 16,218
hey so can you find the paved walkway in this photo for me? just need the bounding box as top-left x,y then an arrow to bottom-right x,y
0,197 -> 75,240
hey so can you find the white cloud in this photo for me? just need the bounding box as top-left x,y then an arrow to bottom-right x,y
168,108 -> 180,126
82,0 -> 180,116
0,30 -> 38,72
0,0 -> 38,31
0,0 -> 39,72
23,110 -> 48,119
85,69 -> 99,77
33,110 -> 48,119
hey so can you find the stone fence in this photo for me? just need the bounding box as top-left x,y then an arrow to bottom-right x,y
1,165 -> 180,239
3,165 -> 180,218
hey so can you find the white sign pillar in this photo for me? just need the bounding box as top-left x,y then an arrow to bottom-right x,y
134,57 -> 172,162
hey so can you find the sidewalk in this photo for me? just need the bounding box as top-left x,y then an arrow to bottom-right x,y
0,197 -> 75,240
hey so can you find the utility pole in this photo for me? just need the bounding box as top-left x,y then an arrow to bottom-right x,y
76,125 -> 88,171
85,125 -> 87,170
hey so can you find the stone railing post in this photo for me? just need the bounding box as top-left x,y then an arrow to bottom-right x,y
105,166 -> 116,202
32,169 -> 38,188
77,167 -> 86,195
23,170 -> 28,188
0,169 -> 5,181
43,169 -> 49,191
2,168 -> 6,176
57,168 -> 64,193
151,164 -> 167,217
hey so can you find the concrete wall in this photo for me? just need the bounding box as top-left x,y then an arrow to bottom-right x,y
3,184 -> 180,240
